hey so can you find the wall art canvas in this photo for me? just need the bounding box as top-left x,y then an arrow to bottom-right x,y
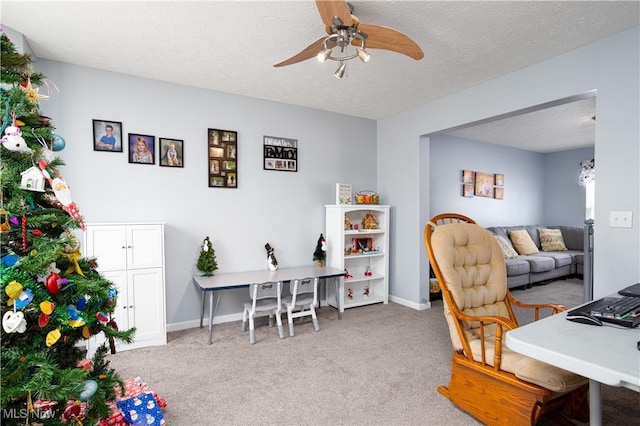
474,172 -> 495,198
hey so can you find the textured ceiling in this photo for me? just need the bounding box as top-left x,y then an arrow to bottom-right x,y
1,1 -> 638,152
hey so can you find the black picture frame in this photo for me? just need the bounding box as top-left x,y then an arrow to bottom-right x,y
208,128 -> 237,188
159,138 -> 184,168
92,119 -> 123,152
263,135 -> 297,172
128,133 -> 155,165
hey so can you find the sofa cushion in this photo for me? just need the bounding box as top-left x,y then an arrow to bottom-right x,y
534,252 -> 573,268
519,255 -> 555,273
494,235 -> 518,259
509,229 -> 539,255
538,228 -> 568,251
553,226 -> 584,251
504,257 -> 530,276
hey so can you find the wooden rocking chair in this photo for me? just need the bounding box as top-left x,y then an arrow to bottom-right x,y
424,213 -> 588,425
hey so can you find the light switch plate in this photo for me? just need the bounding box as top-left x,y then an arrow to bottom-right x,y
610,211 -> 632,228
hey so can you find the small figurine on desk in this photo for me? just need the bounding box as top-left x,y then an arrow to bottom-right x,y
313,233 -> 327,266
265,242 -> 278,271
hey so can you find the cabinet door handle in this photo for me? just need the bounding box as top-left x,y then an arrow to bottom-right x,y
129,305 -> 133,309
121,246 -> 126,249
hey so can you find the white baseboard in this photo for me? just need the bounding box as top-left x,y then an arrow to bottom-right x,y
389,295 -> 431,310
167,312 -> 244,332
167,297 -> 431,332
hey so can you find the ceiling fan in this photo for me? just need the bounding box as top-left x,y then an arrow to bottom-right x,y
274,0 -> 424,77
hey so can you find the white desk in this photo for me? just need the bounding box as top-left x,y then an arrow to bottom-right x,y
193,266 -> 346,344
506,306 -> 640,426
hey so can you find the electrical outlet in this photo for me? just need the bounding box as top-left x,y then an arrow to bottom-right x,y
610,211 -> 633,228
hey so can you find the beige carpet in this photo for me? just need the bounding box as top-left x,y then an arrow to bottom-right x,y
106,279 -> 640,425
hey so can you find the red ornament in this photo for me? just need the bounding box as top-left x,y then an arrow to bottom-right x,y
38,312 -> 50,327
45,272 -> 62,295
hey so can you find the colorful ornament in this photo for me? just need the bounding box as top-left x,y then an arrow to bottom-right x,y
40,300 -> 55,315
3,311 -> 27,333
20,77 -> 49,107
37,159 -> 85,229
66,305 -> 85,327
0,112 -> 31,153
51,133 -> 66,151
79,380 -> 98,402
82,325 -> 91,339
0,252 -> 18,267
38,312 -> 51,328
14,288 -> 33,310
96,312 -> 109,324
5,280 -> 23,300
45,271 -> 67,295
20,166 -> 47,192
46,328 -> 61,346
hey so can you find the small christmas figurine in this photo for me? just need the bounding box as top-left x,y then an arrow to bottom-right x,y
363,285 -> 370,298
313,233 -> 327,266
344,268 -> 353,279
197,236 -> 218,276
265,242 -> 278,271
347,288 -> 354,300
364,266 -> 372,277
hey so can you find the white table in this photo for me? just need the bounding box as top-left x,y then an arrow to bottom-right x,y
506,304 -> 640,426
193,266 -> 346,344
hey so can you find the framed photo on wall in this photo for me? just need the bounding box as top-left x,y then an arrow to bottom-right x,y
462,184 -> 474,198
494,187 -> 504,200
128,133 -> 155,165
263,135 -> 298,172
92,119 -> 123,152
159,138 -> 183,167
208,128 -> 237,188
495,173 -> 504,186
474,172 -> 495,198
462,170 -> 474,184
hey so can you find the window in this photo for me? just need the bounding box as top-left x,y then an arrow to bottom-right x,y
585,180 -> 595,220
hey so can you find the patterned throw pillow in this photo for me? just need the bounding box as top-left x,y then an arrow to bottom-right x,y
494,235 -> 519,259
508,229 -> 539,255
538,228 -> 568,251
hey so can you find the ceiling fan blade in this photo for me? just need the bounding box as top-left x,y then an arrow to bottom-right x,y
274,37 -> 327,67
355,23 -> 424,60
316,0 -> 353,30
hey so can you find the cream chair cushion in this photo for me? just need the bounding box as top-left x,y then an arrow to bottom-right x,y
432,223 -> 586,393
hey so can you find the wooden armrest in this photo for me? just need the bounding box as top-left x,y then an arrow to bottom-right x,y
454,311 -> 518,369
507,292 -> 565,321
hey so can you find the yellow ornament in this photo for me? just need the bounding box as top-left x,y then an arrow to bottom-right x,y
6,281 -> 23,306
82,325 -> 91,339
67,319 -> 86,328
40,301 -> 55,315
46,328 -> 61,346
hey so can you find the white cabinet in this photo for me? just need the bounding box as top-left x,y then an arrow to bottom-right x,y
84,223 -> 166,355
325,205 -> 390,312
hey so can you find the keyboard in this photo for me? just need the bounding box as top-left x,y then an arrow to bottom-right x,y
569,296 -> 640,328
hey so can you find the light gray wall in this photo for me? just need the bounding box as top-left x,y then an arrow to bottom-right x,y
379,26 -> 639,304
36,60 -> 377,328
428,135 -> 594,227
543,147 -> 595,226
429,135 -> 544,227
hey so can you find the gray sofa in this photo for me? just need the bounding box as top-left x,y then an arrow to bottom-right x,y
487,225 -> 584,289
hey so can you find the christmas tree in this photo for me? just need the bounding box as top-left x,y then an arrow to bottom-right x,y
313,233 -> 326,266
1,33 -> 134,425
196,236 -> 218,276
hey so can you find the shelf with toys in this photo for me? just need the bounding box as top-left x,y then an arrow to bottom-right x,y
324,204 -> 390,312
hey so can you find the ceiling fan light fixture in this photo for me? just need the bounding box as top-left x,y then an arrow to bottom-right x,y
317,48 -> 332,63
334,61 -> 347,79
357,48 -> 370,63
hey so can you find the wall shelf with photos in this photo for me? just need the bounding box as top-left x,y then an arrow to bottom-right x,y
208,128 -> 237,188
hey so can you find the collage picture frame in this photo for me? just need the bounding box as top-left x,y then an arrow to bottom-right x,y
208,128 -> 237,188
